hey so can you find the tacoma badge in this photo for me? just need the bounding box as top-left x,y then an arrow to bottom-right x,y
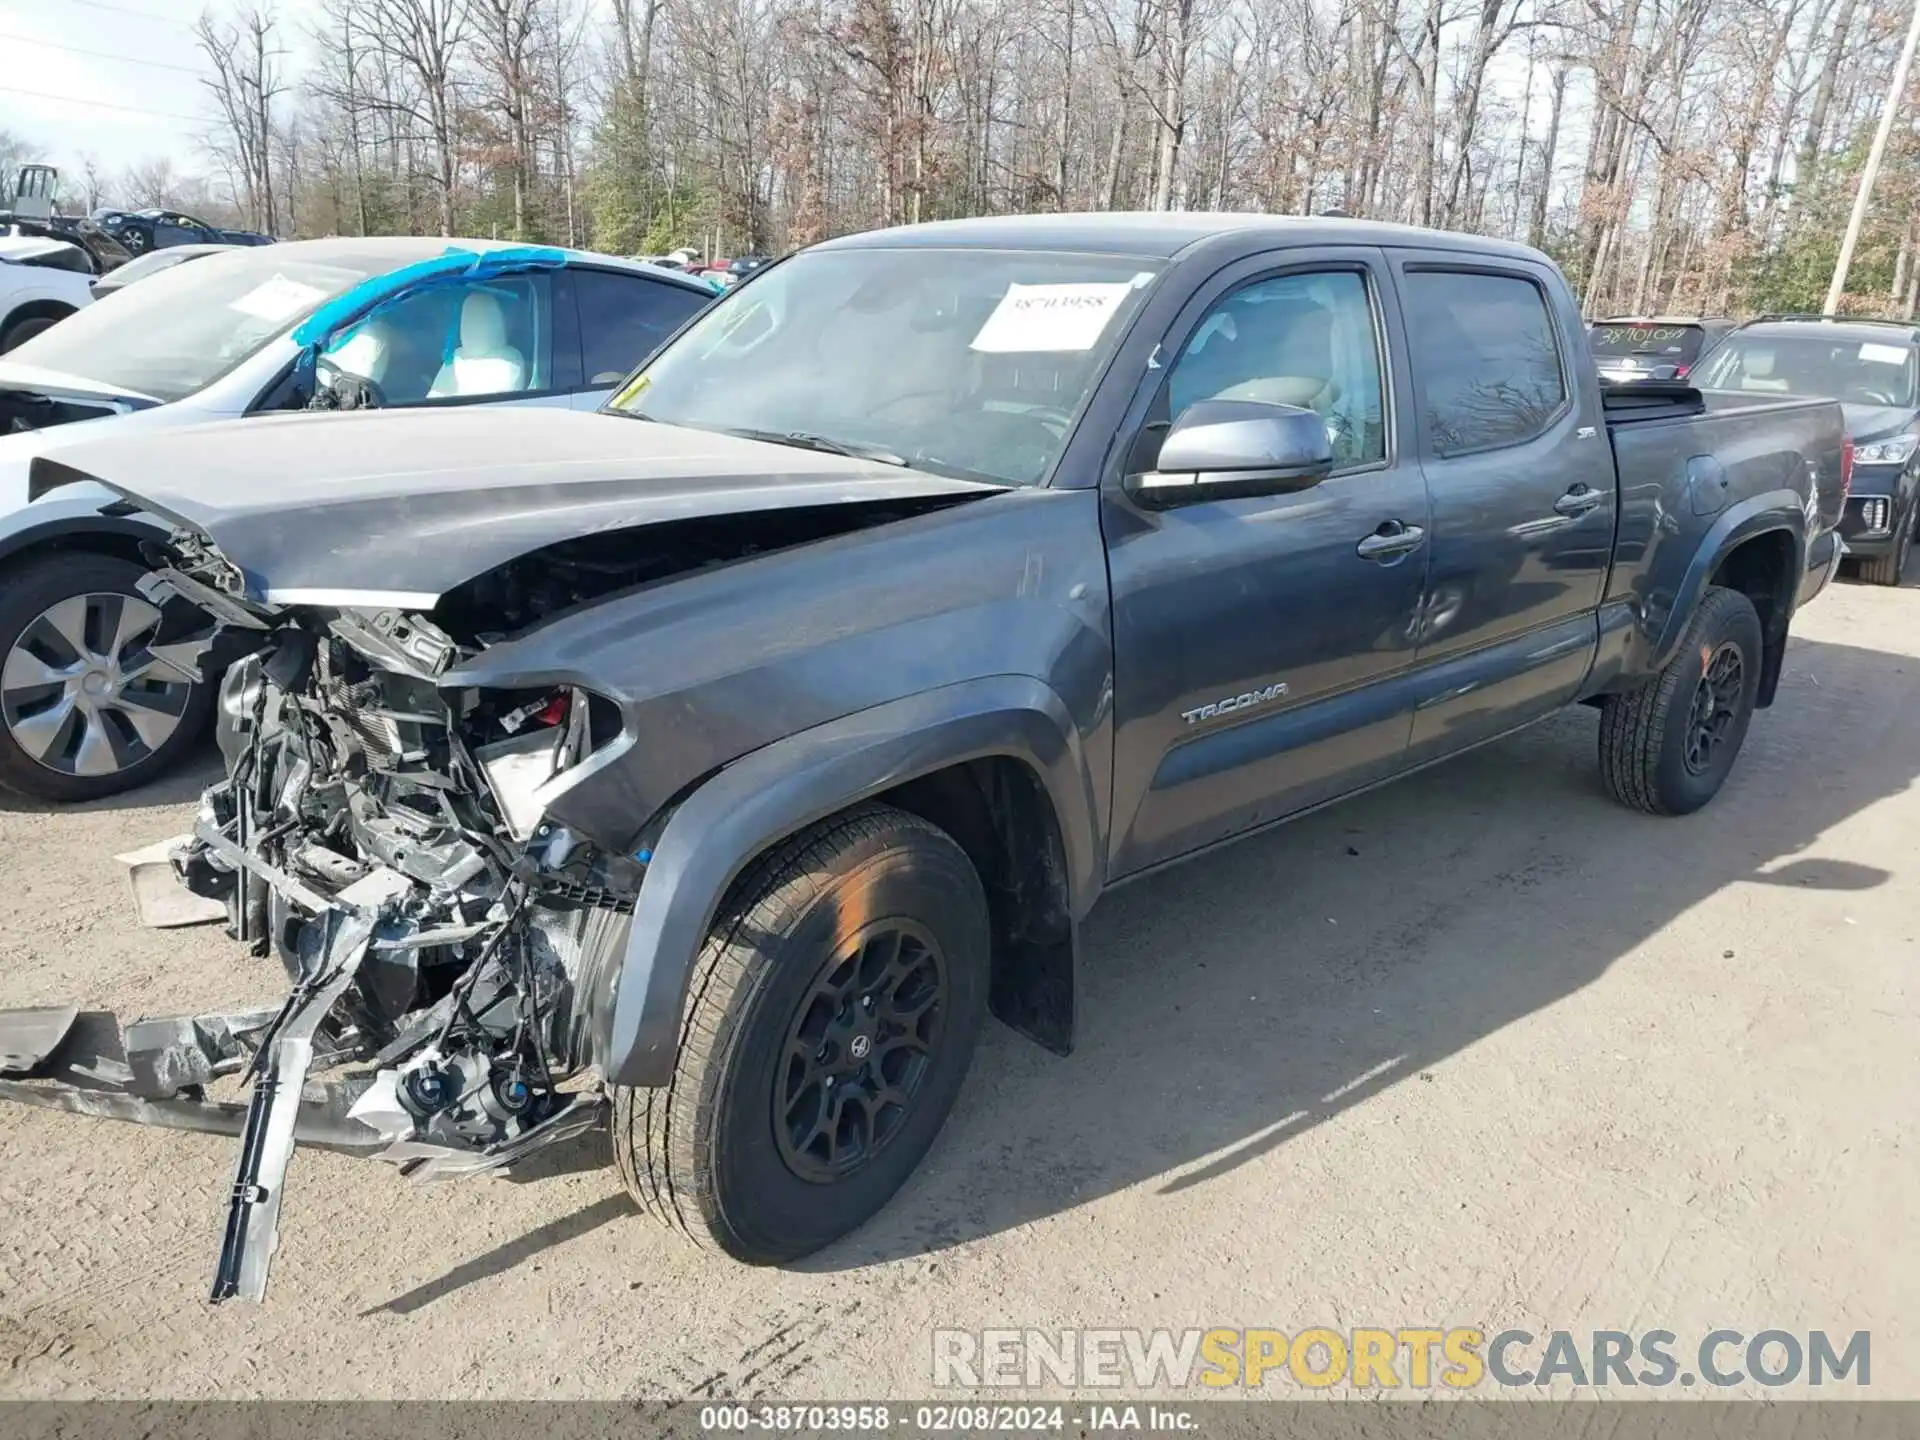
1181,681 -> 1288,726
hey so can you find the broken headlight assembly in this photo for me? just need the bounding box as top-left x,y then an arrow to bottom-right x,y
465,684 -> 625,843
4,596 -> 645,1303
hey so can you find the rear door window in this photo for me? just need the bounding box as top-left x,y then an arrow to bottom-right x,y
1403,270 -> 1567,456
574,270 -> 711,386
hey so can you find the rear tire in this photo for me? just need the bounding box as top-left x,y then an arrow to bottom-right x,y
1857,507 -> 1912,586
612,803 -> 989,1263
1598,585 -> 1763,816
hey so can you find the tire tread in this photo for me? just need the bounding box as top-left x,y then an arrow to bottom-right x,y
612,803 -> 954,1255
1597,585 -> 1756,816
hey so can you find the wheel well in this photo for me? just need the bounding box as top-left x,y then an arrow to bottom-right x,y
1709,530 -> 1795,708
1,299 -> 78,340
877,757 -> 1077,1054
0,528 -> 149,576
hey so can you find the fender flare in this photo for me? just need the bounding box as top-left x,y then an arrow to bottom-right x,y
1649,490 -> 1807,673
0,491 -> 166,570
595,675 -> 1101,1088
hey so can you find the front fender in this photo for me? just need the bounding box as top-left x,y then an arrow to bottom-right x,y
0,273 -> 90,320
596,675 -> 1100,1087
0,487 -> 166,569
1648,489 -> 1806,671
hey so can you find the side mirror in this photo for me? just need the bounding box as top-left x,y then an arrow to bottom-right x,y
1125,399 -> 1334,509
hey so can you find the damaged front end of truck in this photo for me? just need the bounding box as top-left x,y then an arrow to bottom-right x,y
8,530 -> 643,1302
0,406 -> 1010,1301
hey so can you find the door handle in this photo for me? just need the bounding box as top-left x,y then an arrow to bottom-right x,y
1553,485 -> 1606,517
1356,522 -> 1426,561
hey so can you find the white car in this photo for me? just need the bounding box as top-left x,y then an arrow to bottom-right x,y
0,234 -> 93,352
0,235 -> 715,801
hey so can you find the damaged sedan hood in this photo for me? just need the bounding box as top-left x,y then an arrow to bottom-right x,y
27,405 -> 1004,605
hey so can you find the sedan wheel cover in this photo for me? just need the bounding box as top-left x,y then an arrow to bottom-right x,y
1,591 -> 192,777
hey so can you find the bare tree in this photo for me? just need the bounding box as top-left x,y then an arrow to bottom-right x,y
196,4 -> 286,232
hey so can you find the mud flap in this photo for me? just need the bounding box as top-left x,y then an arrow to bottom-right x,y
210,908 -> 374,1304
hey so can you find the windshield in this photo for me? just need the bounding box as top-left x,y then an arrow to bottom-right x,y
613,247 -> 1164,485
1694,333 -> 1919,407
4,248 -> 400,402
1590,323 -> 1705,364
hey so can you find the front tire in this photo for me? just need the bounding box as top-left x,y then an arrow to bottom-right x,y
1598,585 -> 1763,816
0,312 -> 61,353
612,804 -> 990,1263
0,553 -> 212,803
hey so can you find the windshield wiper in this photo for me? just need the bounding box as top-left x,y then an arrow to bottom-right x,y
719,426 -> 910,467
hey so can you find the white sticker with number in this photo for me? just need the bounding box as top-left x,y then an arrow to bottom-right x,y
229,275 -> 329,323
970,282 -> 1134,353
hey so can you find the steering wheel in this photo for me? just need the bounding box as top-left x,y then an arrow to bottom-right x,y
1857,386 -> 1899,406
911,409 -> 1065,485
1020,404 -> 1076,436
865,388 -> 962,422
310,361 -> 388,411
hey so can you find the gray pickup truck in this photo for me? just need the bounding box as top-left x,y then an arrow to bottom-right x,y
0,215 -> 1847,1300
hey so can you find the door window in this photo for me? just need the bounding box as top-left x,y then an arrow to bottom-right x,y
1164,270 -> 1386,468
574,269 -> 710,386
318,274 -> 552,405
1402,271 -> 1566,457
152,215 -> 201,249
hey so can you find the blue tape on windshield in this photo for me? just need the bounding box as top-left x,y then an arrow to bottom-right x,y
290,245 -> 568,348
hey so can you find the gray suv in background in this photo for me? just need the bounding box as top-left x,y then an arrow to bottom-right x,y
1694,315 -> 1920,585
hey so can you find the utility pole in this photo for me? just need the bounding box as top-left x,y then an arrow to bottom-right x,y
1826,0 -> 1920,314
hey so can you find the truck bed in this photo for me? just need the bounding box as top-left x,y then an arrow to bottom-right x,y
1601,386 -> 1846,642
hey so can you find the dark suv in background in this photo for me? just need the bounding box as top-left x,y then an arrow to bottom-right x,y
1694,315 -> 1920,585
1588,315 -> 1736,383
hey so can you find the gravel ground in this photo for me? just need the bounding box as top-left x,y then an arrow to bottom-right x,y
0,578 -> 1913,1400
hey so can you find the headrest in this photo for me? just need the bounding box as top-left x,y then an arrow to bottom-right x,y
329,321 -> 391,380
460,291 -> 510,352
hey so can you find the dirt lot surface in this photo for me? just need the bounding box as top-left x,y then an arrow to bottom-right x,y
0,579 -> 1913,1401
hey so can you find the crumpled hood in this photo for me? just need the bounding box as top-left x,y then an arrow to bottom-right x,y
29,405 -> 1003,605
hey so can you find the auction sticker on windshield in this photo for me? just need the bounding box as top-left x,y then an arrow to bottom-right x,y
230,275 -> 330,323
971,282 -> 1134,353
1858,342 -> 1908,366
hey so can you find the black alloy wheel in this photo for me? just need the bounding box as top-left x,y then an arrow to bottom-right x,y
1682,641 -> 1745,776
774,919 -> 949,1182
